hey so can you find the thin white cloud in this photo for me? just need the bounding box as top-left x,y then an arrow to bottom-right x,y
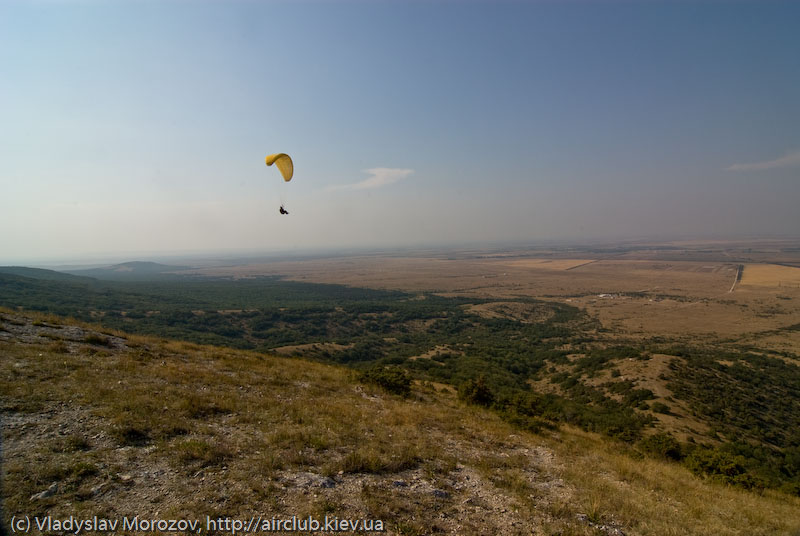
327,168 -> 413,191
727,151 -> 800,171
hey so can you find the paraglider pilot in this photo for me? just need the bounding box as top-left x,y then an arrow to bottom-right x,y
279,205 -> 289,215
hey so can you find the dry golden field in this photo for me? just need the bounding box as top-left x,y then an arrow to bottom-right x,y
503,259 -> 597,271
741,263 -> 800,288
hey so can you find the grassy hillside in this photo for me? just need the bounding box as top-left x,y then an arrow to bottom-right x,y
2,310 -> 799,535
2,268 -> 800,495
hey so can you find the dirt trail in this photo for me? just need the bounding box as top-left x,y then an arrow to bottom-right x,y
729,264 -> 743,293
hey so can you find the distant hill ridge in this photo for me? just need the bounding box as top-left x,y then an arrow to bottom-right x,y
105,261 -> 182,272
0,266 -> 91,282
64,261 -> 190,280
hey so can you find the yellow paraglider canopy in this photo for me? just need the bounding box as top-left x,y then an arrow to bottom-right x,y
265,153 -> 293,182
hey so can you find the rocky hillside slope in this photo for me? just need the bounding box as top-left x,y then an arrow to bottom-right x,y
2,311 -> 799,535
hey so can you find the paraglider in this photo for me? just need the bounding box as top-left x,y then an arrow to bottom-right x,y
265,153 -> 293,214
265,153 -> 293,182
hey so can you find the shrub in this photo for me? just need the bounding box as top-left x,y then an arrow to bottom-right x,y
684,447 -> 765,490
650,401 -> 671,414
639,432 -> 682,461
358,366 -> 412,397
458,376 -> 494,407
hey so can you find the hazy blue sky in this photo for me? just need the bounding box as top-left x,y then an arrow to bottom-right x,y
2,0 -> 799,262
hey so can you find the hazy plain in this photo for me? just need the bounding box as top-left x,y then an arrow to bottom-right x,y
183,239 -> 800,357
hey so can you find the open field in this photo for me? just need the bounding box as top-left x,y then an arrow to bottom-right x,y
503,259 -> 596,271
741,263 -> 800,288
188,241 -> 800,355
189,257 -> 741,301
